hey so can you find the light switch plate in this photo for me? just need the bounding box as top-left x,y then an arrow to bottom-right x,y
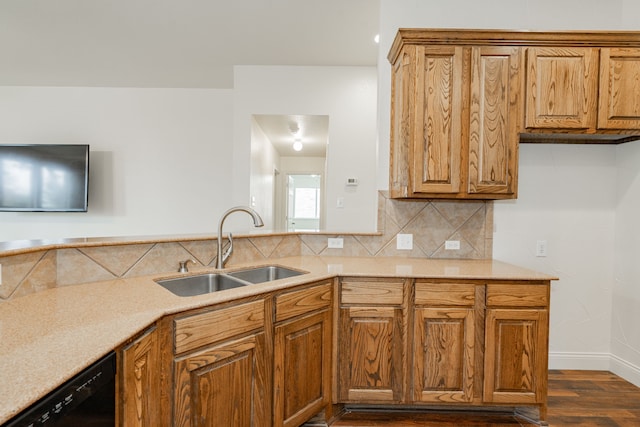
536,240 -> 548,257
328,238 -> 344,249
397,234 -> 413,250
445,240 -> 460,250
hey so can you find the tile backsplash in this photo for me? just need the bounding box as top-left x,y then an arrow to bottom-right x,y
0,192 -> 493,301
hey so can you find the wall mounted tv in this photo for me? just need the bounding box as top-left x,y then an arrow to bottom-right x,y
0,144 -> 89,212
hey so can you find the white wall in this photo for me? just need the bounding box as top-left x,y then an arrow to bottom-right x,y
494,145 -> 617,369
233,66 -> 378,232
613,142 -> 640,383
379,0 -> 640,383
250,117 -> 280,229
0,86 -> 235,241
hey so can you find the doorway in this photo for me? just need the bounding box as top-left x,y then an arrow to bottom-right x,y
286,174 -> 322,232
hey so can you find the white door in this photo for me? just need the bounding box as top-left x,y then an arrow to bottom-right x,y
286,174 -> 321,232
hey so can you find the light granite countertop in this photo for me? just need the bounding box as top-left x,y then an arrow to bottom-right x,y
0,256 -> 556,424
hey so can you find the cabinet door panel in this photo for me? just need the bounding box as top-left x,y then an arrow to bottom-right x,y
173,333 -> 268,427
413,46 -> 464,194
469,46 -> 520,196
338,307 -> 403,402
598,48 -> 640,129
414,308 -> 475,403
525,47 -> 598,129
121,327 -> 160,427
274,310 -> 331,427
484,309 -> 548,404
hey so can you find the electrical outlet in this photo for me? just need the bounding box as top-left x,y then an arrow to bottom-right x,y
397,233 -> 413,250
536,240 -> 548,257
445,240 -> 460,250
328,237 -> 344,249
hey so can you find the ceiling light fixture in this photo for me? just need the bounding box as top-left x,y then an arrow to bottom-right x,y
374,34 -> 380,44
293,139 -> 303,152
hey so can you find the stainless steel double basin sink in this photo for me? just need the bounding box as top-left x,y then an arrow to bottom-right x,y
155,265 -> 307,297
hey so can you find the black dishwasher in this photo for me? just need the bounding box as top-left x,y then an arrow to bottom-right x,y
3,351 -> 116,427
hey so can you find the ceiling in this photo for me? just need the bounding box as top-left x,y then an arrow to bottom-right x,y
0,0 -> 380,88
253,114 -> 329,157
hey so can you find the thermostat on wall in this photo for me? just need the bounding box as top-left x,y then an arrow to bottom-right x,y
346,177 -> 358,186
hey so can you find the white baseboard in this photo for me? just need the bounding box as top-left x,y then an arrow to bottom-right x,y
610,354 -> 640,388
548,351 -> 611,370
548,351 -> 640,387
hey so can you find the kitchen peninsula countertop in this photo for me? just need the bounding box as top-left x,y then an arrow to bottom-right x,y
0,256 -> 556,424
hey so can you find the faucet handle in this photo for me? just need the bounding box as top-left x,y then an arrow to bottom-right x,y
178,259 -> 197,273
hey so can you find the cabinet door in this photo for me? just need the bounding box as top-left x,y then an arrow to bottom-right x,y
120,326 -> 160,427
598,48 -> 640,129
484,308 -> 548,404
338,307 -> 403,403
413,307 -> 475,403
173,333 -> 268,427
412,46 -> 465,195
468,46 -> 520,196
525,47 -> 598,130
274,309 -> 332,427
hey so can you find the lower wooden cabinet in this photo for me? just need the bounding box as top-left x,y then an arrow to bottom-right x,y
413,282 -> 477,404
119,325 -> 160,427
170,299 -> 269,427
141,275 -> 551,426
336,277 -> 551,423
274,309 -> 332,427
338,278 -> 406,403
173,332 -> 269,427
483,284 -> 550,408
273,282 -> 333,427
338,305 -> 404,402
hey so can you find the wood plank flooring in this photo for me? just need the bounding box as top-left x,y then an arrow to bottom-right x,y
329,370 -> 640,426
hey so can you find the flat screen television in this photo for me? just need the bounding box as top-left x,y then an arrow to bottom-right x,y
0,144 -> 89,212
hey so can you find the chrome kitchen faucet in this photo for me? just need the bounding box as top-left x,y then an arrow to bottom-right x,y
216,206 -> 264,269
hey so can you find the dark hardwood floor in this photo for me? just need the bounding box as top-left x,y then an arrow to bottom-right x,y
329,370 -> 640,426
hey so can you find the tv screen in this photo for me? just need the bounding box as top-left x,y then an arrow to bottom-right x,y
0,144 -> 89,212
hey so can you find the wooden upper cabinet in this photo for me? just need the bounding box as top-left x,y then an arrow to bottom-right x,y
468,46 -> 521,196
525,47 -> 599,130
412,46 -> 464,195
390,45 -> 464,198
598,48 -> 640,129
389,36 -> 519,200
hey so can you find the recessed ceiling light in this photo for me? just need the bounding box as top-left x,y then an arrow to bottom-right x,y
293,140 -> 303,151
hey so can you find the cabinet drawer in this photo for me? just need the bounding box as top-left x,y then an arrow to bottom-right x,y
341,279 -> 404,305
486,284 -> 549,308
275,282 -> 332,323
415,282 -> 475,306
174,299 -> 264,354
